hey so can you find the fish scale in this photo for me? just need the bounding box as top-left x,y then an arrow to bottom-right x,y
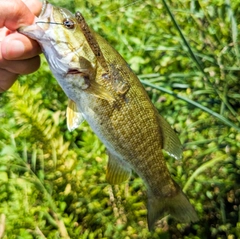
18,1 -> 198,230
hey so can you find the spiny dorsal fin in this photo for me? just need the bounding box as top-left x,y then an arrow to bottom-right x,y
106,151 -> 131,185
157,114 -> 183,159
66,98 -> 85,132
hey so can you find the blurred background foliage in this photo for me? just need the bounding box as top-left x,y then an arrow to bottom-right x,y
0,0 -> 240,238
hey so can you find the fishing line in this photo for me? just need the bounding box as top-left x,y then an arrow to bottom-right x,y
107,0 -> 143,15
36,21 -> 63,25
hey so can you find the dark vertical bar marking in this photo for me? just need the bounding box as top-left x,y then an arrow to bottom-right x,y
75,12 -> 109,74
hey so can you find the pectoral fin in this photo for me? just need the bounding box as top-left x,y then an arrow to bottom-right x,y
85,80 -> 115,103
77,56 -> 115,103
158,114 -> 183,159
66,99 -> 85,132
106,151 -> 131,185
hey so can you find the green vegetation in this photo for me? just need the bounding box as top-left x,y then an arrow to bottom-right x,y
0,0 -> 240,238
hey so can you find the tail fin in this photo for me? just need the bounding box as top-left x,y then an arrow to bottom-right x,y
147,185 -> 198,230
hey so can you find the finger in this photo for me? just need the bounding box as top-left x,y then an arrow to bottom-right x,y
1,32 -> 42,60
0,69 -> 18,93
1,55 -> 41,75
0,0 -> 41,30
22,0 -> 43,17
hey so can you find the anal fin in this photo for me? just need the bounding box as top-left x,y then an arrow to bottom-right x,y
106,151 -> 131,185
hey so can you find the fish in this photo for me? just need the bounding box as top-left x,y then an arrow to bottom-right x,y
18,1 -> 198,230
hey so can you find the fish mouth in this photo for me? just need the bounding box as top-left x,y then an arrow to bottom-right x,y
18,2 -> 53,39
67,69 -> 82,75
18,23 -> 44,40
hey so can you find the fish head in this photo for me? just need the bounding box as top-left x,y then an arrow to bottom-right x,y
18,2 -> 97,100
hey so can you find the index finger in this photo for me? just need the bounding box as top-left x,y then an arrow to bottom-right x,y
0,0 -> 40,30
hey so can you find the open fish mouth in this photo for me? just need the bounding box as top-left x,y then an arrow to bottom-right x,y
18,1 -> 53,38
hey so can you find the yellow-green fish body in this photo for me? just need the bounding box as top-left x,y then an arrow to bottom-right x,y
19,2 -> 198,230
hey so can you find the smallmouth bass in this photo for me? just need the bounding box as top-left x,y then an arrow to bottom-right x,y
18,1 -> 198,230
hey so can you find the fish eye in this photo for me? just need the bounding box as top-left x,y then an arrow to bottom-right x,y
63,18 -> 75,29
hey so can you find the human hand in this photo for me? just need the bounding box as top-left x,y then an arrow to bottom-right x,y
0,0 -> 43,92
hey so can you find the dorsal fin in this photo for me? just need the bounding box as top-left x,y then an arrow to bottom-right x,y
157,114 -> 183,159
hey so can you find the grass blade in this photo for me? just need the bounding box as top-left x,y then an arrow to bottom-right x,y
141,80 -> 240,132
